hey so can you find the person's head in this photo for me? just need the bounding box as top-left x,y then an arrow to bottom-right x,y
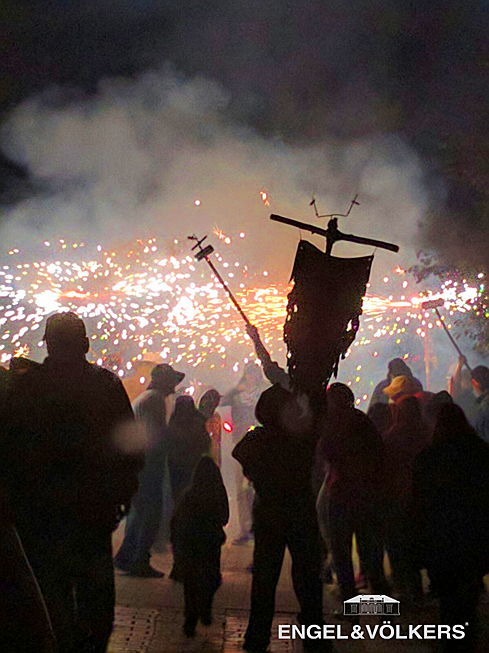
198,389 -> 221,419
471,365 -> 489,397
255,384 -> 311,434
240,363 -> 263,388
43,312 -> 89,361
391,394 -> 423,429
388,358 -> 412,381
423,391 -> 454,433
148,363 -> 185,395
367,402 -> 392,434
327,383 -> 355,416
433,403 -> 476,443
383,375 -> 420,402
172,395 -> 197,421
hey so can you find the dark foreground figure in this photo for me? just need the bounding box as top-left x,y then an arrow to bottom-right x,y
414,403 -> 489,652
0,313 -> 141,652
171,455 -> 229,637
316,383 -> 387,602
233,385 -> 329,653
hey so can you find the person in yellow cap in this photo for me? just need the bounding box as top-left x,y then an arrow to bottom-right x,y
383,374 -> 422,403
369,358 -> 422,408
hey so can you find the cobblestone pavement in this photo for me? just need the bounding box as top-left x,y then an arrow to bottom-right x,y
109,527 -> 489,653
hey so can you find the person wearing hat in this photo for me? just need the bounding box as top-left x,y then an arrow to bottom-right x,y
369,358 -> 422,408
114,363 -> 185,577
0,311 -> 141,652
471,365 -> 489,444
383,374 -> 422,403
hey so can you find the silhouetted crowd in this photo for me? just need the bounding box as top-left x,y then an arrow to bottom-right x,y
1,312 -> 489,652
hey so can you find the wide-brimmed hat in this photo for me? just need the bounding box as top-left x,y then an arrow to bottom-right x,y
148,363 -> 185,392
383,375 -> 420,400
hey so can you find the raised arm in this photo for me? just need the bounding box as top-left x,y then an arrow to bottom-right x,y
245,324 -> 290,390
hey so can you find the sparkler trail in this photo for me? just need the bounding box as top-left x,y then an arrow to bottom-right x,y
0,232 -> 484,404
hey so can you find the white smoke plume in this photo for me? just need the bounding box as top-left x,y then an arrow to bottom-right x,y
0,65 -> 428,279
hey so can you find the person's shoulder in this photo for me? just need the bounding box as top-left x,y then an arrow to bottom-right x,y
133,389 -> 158,408
87,362 -> 118,380
9,359 -> 44,391
480,393 -> 489,411
354,408 -> 374,427
373,378 -> 388,392
244,425 -> 266,439
86,362 -> 126,391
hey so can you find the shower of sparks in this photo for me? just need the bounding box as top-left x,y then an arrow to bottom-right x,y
0,233 -> 484,405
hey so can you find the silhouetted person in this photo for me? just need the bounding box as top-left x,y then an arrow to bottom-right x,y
449,356 -> 478,425
233,385 -> 328,653
114,363 -> 185,578
383,395 -> 429,600
471,365 -> 489,443
414,404 -> 489,651
167,396 -> 210,504
222,363 -> 264,544
0,312 -> 141,652
367,402 -> 392,435
199,389 -> 223,467
316,383 -> 387,603
422,390 -> 453,436
171,456 -> 229,638
383,374 -> 423,403
369,358 -> 422,407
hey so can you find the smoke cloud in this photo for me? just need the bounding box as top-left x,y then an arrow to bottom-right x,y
0,65 -> 428,279
1,1 -> 486,270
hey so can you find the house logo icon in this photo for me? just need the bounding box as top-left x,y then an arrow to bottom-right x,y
343,595 -> 400,616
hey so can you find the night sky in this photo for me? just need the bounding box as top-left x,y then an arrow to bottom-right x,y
1,0 -> 488,267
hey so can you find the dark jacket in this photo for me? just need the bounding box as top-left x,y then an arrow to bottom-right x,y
0,357 -> 141,537
233,425 -> 317,508
414,432 -> 489,576
170,457 -> 229,587
383,421 -> 430,507
167,411 -> 210,471
170,457 -> 229,560
316,409 -> 384,502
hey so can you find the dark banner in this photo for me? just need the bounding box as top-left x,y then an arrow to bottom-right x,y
285,240 -> 373,396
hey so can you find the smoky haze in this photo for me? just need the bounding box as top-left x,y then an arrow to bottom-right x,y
0,65 -> 427,278
0,0 -> 486,269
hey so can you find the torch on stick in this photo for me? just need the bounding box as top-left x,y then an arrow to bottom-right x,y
188,234 -> 252,327
421,298 -> 472,373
